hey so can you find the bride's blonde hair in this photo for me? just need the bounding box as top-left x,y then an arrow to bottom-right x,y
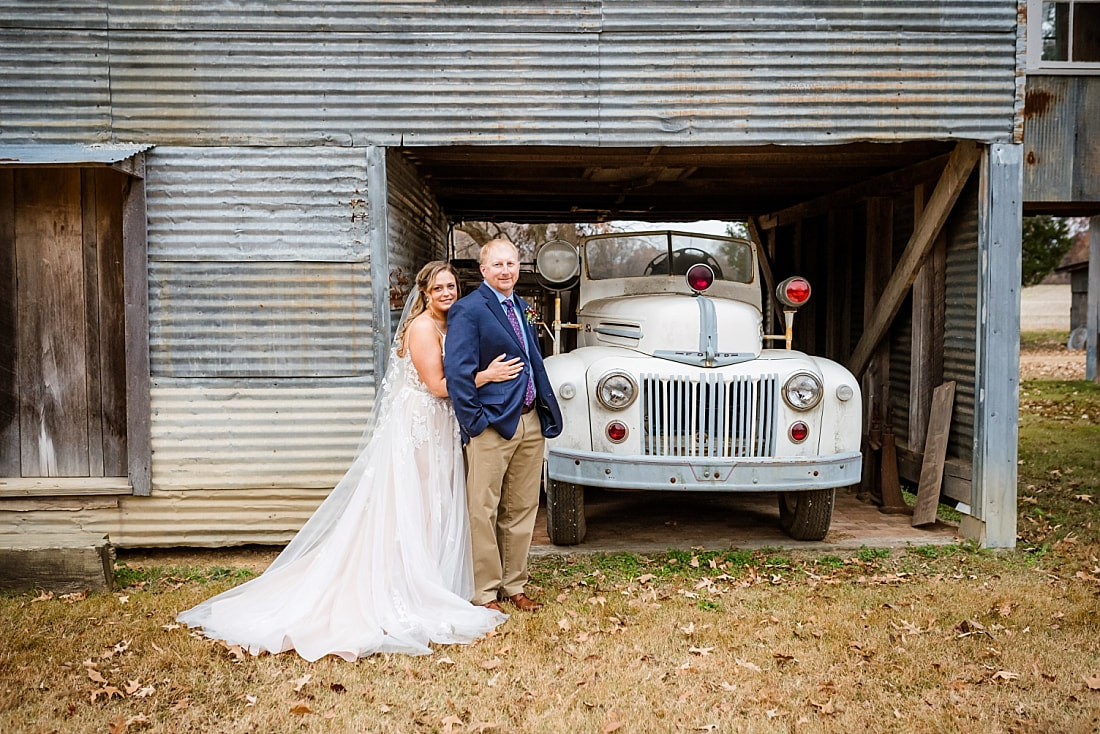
395,260 -> 459,357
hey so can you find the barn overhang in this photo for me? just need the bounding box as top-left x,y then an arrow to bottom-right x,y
400,142 -> 957,224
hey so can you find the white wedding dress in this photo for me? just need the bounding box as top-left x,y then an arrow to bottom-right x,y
177,342 -> 507,661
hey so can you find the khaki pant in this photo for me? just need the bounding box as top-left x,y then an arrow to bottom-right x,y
465,410 -> 544,605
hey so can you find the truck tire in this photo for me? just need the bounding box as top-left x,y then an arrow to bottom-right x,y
778,488 -> 835,541
546,478 -> 586,545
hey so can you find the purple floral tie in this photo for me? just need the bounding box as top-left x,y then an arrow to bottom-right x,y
503,299 -> 536,407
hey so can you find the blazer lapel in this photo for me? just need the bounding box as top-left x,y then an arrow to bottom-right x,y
479,283 -> 526,351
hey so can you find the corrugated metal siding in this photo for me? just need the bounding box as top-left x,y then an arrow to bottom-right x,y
600,1 -> 1017,31
145,147 -> 374,377
148,261 -> 372,377
49,1 -> 1016,34
150,384 -> 372,491
943,178 -> 980,464
1023,76 -> 1076,203
384,150 -> 448,312
145,147 -> 369,262
143,144 -> 379,506
106,31 -> 600,146
1024,75 -> 1100,204
0,28 -> 111,142
0,2 -> 106,28
0,2 -> 1019,147
596,32 -> 1016,144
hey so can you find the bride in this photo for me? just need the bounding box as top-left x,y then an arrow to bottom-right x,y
177,261 -> 521,661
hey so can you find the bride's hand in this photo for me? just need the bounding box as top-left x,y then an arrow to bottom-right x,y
477,354 -> 523,385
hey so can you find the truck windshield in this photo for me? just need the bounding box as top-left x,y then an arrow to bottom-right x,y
584,232 -> 753,283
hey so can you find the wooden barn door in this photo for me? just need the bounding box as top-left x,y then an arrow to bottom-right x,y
0,167 -> 129,481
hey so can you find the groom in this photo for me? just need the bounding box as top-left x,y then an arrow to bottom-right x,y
444,239 -> 563,613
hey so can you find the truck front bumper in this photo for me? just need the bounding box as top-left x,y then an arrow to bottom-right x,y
547,448 -> 862,492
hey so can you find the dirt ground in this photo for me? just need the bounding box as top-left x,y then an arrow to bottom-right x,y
1020,348 -> 1086,380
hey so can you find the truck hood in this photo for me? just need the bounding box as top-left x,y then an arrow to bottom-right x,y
578,294 -> 762,365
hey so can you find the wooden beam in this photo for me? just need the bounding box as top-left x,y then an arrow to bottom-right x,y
1088,216 -> 1099,382
746,216 -> 781,333
122,157 -> 152,496
757,154 -> 951,231
0,477 -> 130,496
847,142 -> 981,377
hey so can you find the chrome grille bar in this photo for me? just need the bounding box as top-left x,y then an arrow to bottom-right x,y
641,373 -> 779,458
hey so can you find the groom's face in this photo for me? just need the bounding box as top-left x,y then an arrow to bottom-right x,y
480,242 -> 520,298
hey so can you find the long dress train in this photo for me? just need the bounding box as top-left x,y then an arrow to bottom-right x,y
176,350 -> 506,661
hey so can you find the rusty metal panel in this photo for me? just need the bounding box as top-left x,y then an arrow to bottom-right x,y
145,147 -> 369,262
1023,76 -> 1076,202
149,383 -> 372,491
148,260 -> 372,378
943,178 -> 980,465
0,28 -> 111,142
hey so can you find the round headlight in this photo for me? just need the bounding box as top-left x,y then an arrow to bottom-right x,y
782,372 -> 823,411
596,372 -> 638,410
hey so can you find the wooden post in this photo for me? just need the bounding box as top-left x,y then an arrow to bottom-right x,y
1088,216 -> 1099,382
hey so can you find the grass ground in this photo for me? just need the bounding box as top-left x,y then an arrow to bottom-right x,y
3,347 -> 1100,733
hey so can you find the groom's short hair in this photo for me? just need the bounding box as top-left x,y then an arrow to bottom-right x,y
479,238 -> 518,264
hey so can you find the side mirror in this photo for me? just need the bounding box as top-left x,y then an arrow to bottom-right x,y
535,240 -> 580,291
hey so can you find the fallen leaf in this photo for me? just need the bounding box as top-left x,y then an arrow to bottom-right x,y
991,670 -> 1020,683
88,669 -> 108,684
170,698 -> 189,712
31,590 -> 54,602
134,685 -> 156,699
688,646 -> 714,656
481,657 -> 502,670
441,714 -> 464,733
437,657 -> 456,666
636,574 -> 656,584
161,623 -> 180,631
293,673 -> 312,692
558,618 -> 571,632
289,701 -> 314,716
116,595 -> 130,604
735,658 -> 762,672
603,719 -> 623,733
1084,673 -> 1100,690
124,679 -> 142,695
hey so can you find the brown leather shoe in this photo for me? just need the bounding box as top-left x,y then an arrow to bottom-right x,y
482,600 -> 504,612
507,593 -> 543,612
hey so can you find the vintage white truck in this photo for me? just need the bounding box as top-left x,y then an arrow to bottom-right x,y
534,230 -> 863,544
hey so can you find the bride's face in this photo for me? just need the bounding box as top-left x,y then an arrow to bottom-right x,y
425,270 -> 458,317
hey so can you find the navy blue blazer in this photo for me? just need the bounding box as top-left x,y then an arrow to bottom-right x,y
444,283 -> 563,443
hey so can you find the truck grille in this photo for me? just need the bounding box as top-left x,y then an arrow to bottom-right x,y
640,373 -> 778,458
